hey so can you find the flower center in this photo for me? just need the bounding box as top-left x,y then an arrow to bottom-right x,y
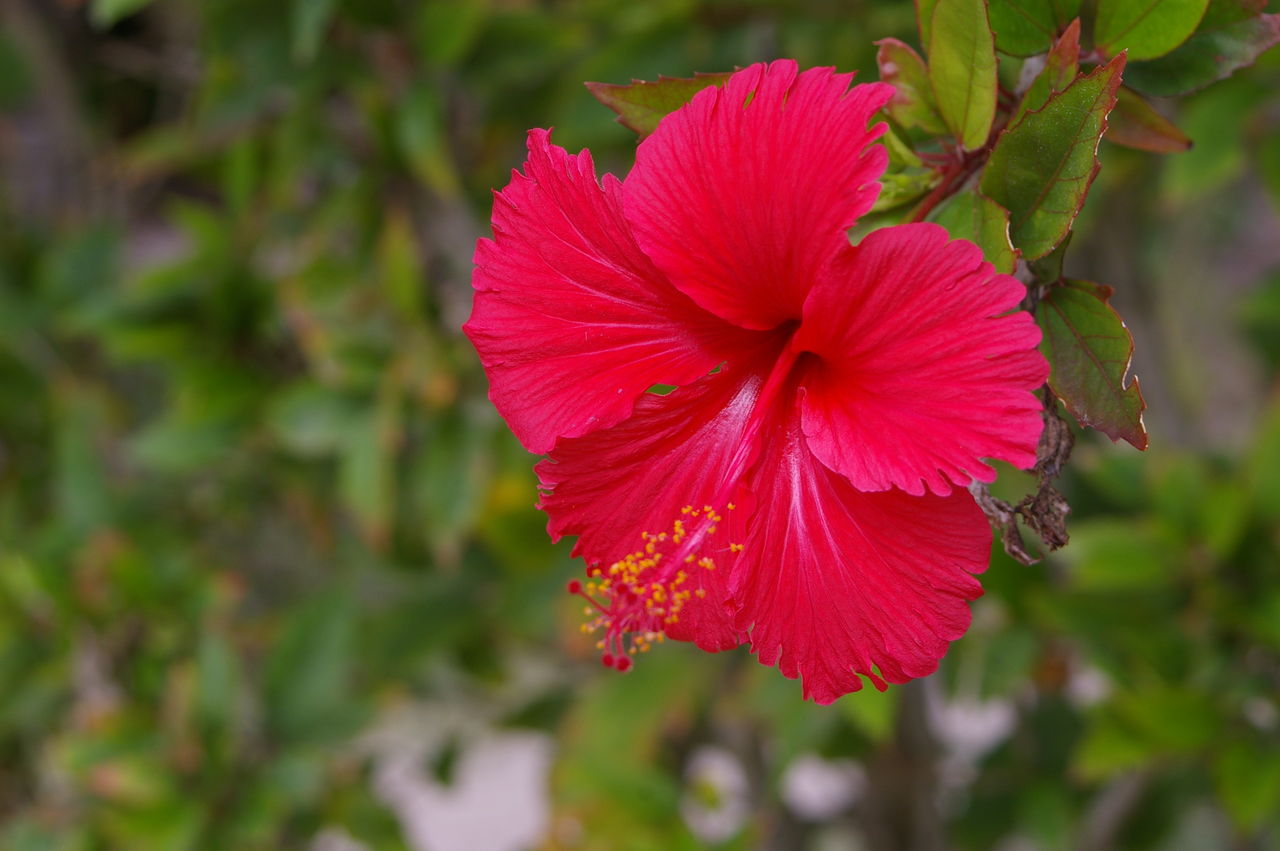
568,504 -> 738,671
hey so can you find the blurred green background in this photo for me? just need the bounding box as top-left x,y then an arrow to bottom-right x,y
1,1 -> 1279,849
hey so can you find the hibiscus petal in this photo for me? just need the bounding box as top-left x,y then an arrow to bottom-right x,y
794,223 -> 1048,497
536,360 -> 780,651
466,129 -> 746,454
729,405 -> 990,704
624,60 -> 893,331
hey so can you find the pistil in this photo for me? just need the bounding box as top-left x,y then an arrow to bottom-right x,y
569,504 -> 734,669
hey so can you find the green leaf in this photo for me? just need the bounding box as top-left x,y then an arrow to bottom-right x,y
840,685 -> 899,740
37,223 -> 121,322
1200,477 -> 1249,558
395,82 -> 461,197
1249,400 -> 1280,519
1198,0 -> 1267,30
1065,520 -> 1172,589
1095,0 -> 1210,60
89,0 -> 154,28
221,137 -> 258,217
1074,711 -> 1157,779
871,170 -> 942,212
0,31 -> 32,109
1049,0 -> 1082,27
1124,13 -> 1280,95
1105,86 -> 1192,152
54,385 -> 112,536
585,73 -> 732,138
1148,455 -> 1210,539
557,647 -> 713,837
339,384 -> 400,550
414,0 -> 488,66
981,55 -> 1125,260
1077,688 -> 1220,779
882,123 -> 924,169
917,0 -> 940,49
263,594 -> 359,745
1240,270 -> 1280,376
268,382 -> 359,457
195,631 -> 241,740
1247,591 -> 1280,651
875,39 -> 947,134
291,0 -> 340,62
2,819 -> 90,851
1028,231 -> 1071,282
412,413 -> 493,563
848,208 -> 913,246
378,208 -> 424,320
928,0 -> 999,150
1260,129 -> 1280,217
1215,740 -> 1280,831
987,0 -> 1061,56
1036,279 -> 1148,449
1010,19 -> 1080,126
928,190 -> 1017,275
1162,78 -> 1265,201
1122,688 -> 1221,751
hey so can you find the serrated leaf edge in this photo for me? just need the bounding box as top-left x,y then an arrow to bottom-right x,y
988,52 -> 1127,260
1040,280 -> 1149,450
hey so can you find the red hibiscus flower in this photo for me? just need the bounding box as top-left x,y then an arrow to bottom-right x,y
465,60 -> 1048,703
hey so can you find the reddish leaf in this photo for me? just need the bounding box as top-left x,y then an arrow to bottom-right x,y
1036,279 -> 1148,450
1010,18 -> 1081,126
876,38 -> 947,134
1106,86 -> 1193,153
585,73 -> 733,138
981,54 -> 1125,260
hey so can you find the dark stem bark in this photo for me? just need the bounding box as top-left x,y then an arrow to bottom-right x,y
858,681 -> 946,851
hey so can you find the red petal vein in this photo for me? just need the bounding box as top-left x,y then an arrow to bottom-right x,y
794,223 -> 1048,496
729,399 -> 991,704
624,60 -> 893,331
466,129 -> 748,453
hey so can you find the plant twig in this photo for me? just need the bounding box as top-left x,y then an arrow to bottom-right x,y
973,392 -> 1074,564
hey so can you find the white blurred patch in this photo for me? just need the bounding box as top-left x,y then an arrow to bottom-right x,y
1160,803 -> 1234,851
926,680 -> 1016,790
1244,697 -> 1279,731
810,824 -> 871,851
311,828 -> 370,851
373,731 -> 553,851
1066,665 -> 1112,708
780,754 -> 866,821
1016,55 -> 1046,91
680,745 -> 751,843
928,692 -> 1016,767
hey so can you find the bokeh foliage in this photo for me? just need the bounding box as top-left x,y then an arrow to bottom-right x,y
0,1 -> 1278,849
